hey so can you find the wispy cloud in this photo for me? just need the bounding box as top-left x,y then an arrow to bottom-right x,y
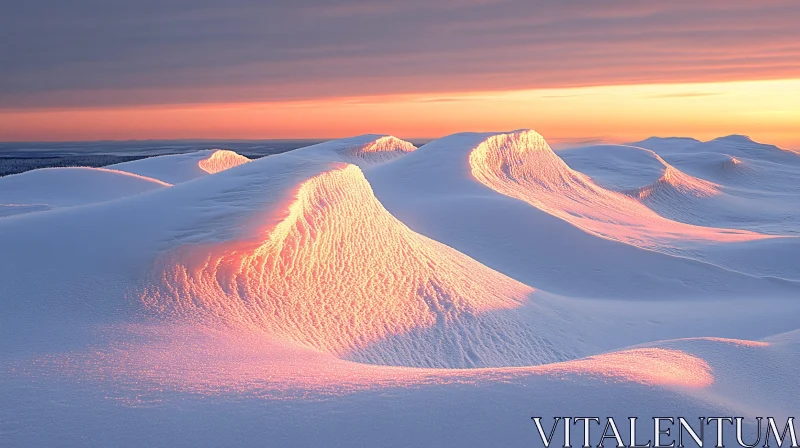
1,1 -> 799,109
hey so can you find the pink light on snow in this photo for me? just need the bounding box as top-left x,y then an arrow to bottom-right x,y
29,325 -> 713,400
140,164 -> 531,359
468,130 -> 772,249
197,149 -> 250,174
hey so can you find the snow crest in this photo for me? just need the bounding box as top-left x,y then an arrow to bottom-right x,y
291,134 -> 417,167
336,135 -> 417,164
141,163 -> 568,368
197,149 -> 251,174
467,130 -> 766,250
624,153 -> 720,201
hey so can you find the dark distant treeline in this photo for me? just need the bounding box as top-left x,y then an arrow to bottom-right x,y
0,155 -> 150,177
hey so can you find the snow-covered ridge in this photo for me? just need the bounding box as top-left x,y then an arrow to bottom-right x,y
197,149 -> 251,174
634,134 -> 800,159
0,166 -> 171,218
566,139 -> 800,234
111,148 -> 250,184
290,134 -> 417,167
557,143 -> 720,200
141,162 -> 569,368
2,132 -> 800,446
466,129 -> 765,250
618,152 -> 720,202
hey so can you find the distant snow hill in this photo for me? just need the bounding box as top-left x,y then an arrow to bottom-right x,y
0,166 -> 170,217
1,131 -> 799,447
110,148 -> 251,184
0,149 -> 252,218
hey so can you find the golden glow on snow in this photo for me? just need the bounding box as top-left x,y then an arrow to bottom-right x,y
141,164 -> 533,364
197,149 -> 251,174
32,326 -> 715,400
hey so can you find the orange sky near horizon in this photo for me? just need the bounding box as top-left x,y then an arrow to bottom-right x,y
3,78 -> 800,150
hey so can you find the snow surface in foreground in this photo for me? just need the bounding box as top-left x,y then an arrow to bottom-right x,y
1,131 -> 799,447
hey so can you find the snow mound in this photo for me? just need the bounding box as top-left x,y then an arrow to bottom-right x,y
621,138 -> 800,235
0,167 -> 170,217
632,136 -> 702,152
694,154 -> 755,182
141,162 -> 567,368
197,149 -> 251,174
625,157 -> 720,202
5,133 -> 800,446
41,330 -> 713,400
559,144 -> 720,199
366,131 -> 798,298
111,149 -> 250,184
467,130 -> 763,250
634,135 -> 800,163
560,143 -> 800,235
660,150 -> 793,188
558,144 -> 669,191
291,134 -> 416,167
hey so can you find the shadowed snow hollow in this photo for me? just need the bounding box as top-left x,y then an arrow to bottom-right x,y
141,162 -> 569,368
111,149 -> 250,184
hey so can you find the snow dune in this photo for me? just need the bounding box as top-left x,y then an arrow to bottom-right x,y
467,130 -> 763,249
636,134 -> 800,160
143,162 -> 569,368
0,166 -> 170,218
563,144 -> 800,235
290,134 -> 417,167
369,131 -> 798,298
558,144 -> 720,201
111,148 -> 250,184
2,132 -> 800,447
634,135 -> 800,196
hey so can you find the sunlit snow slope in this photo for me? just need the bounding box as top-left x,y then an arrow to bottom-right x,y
467,130 -> 765,249
368,131 -> 800,297
143,162 -> 571,368
2,132 -> 800,447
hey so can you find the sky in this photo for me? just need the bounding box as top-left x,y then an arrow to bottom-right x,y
2,1 -> 800,147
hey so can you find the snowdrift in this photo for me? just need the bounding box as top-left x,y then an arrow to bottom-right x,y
2,132 -> 800,447
289,134 -> 417,167
634,135 -> 800,193
636,134 -> 800,161
368,130 -> 798,298
142,162 -> 570,368
562,142 -> 800,236
110,148 -> 250,184
467,131 -> 761,248
0,166 -> 169,218
558,144 -> 720,201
